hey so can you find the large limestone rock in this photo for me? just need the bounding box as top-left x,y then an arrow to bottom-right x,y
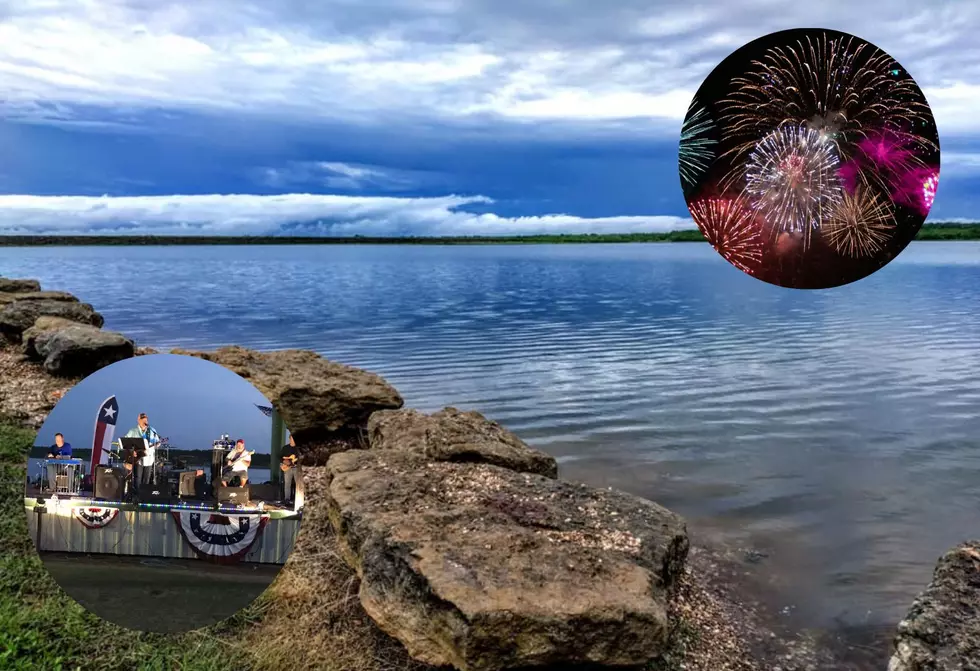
0,290 -> 79,305
22,316 -> 81,358
889,540 -> 980,671
323,449 -> 689,671
34,325 -> 135,377
0,278 -> 41,293
0,299 -> 104,340
368,407 -> 557,478
170,346 -> 404,442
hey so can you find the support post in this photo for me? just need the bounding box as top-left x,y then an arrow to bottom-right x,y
270,408 -> 285,486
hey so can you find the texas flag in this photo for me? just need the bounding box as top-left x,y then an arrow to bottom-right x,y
90,396 -> 119,473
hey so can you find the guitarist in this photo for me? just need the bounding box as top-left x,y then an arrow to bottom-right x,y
124,413 -> 164,487
279,434 -> 301,506
221,439 -> 253,488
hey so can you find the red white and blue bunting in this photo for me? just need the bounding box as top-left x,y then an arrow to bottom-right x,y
171,511 -> 269,563
72,506 -> 120,529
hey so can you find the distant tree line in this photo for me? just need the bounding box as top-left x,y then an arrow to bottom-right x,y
1,223 -> 978,246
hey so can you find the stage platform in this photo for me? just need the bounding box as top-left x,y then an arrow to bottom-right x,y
24,494 -> 301,565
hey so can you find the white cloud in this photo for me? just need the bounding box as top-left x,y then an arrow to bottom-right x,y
0,193 -> 695,236
1,0 -> 979,132
940,151 -> 980,175
256,161 -> 430,191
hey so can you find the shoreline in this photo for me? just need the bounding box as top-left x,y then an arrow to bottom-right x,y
0,275 -> 969,670
0,223 -> 979,246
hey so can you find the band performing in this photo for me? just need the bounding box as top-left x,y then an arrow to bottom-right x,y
35,412 -> 302,509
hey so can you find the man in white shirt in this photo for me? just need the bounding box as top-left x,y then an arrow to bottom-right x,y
221,439 -> 252,487
124,412 -> 162,486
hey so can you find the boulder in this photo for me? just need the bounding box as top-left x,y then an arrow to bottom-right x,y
0,290 -> 79,305
22,316 -> 81,358
0,278 -> 41,293
34,325 -> 135,377
323,449 -> 689,670
0,299 -> 104,340
170,346 -> 403,443
368,407 -> 557,478
889,540 -> 980,671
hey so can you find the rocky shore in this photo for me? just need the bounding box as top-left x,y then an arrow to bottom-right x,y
0,276 -> 976,671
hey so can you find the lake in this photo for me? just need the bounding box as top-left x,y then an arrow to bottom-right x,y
3,241 -> 979,633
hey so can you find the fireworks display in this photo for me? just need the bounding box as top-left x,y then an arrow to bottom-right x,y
681,28 -> 940,289
824,188 -> 895,258
719,33 -> 935,163
743,124 -> 842,248
679,98 -> 718,191
689,197 -> 763,273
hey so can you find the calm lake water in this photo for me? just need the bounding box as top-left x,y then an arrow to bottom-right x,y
3,242 -> 979,632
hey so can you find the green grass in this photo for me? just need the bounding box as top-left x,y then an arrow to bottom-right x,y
0,223 -> 978,246
0,422 -> 264,671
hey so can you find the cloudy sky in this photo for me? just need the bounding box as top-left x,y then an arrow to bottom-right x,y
1,0 -> 978,236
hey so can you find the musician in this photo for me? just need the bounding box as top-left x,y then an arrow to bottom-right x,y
280,434 -> 302,505
124,412 -> 162,486
222,439 -> 251,487
47,433 -> 72,459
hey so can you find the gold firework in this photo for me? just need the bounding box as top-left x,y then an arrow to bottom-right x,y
719,32 -> 935,166
690,197 -> 763,273
823,188 -> 896,258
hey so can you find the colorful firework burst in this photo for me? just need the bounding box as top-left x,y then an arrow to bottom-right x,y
689,197 -> 763,273
890,166 -> 941,217
855,129 -> 929,193
823,187 -> 895,258
922,172 -> 939,211
719,32 -> 935,163
743,123 -> 843,249
679,97 -> 718,191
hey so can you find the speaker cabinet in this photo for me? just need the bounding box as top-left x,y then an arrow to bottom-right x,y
138,483 -> 171,503
215,486 -> 250,505
176,470 -> 204,498
94,466 -> 126,501
248,483 -> 279,502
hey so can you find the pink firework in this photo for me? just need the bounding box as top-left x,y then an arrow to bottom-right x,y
858,132 -> 914,169
856,129 -> 926,190
922,172 -> 939,210
838,160 -> 864,194
892,167 -> 940,216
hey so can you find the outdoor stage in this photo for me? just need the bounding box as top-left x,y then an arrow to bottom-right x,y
24,495 -> 301,564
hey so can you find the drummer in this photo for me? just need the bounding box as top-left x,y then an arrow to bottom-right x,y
47,433 -> 73,459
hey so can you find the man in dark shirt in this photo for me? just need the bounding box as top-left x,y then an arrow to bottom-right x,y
47,433 -> 72,458
280,435 -> 302,508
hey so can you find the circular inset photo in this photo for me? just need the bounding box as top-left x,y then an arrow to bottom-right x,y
679,28 -> 940,289
23,354 -> 304,633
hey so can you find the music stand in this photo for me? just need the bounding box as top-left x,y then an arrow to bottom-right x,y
119,437 -> 147,467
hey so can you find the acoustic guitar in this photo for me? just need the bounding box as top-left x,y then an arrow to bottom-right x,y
113,437 -> 168,471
